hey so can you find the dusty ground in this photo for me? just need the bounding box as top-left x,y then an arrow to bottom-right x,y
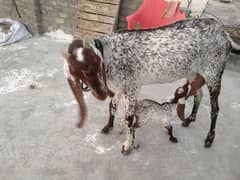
0,1 -> 240,180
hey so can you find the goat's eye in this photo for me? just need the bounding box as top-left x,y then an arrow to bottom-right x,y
78,79 -> 90,91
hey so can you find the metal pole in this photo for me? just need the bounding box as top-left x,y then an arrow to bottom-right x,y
12,0 -> 22,18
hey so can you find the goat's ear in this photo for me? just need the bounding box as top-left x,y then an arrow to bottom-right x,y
67,78 -> 87,128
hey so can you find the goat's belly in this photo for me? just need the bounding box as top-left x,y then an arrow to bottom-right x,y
138,53 -> 197,85
140,69 -> 192,85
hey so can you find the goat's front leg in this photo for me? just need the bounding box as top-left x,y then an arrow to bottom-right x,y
121,127 -> 139,155
121,95 -> 139,155
101,93 -> 121,134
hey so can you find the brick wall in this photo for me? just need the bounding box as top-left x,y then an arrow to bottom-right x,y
0,0 -> 143,35
0,0 -> 78,34
0,0 -> 38,33
39,0 -> 78,34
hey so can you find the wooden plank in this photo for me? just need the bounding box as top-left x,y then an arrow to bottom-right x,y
112,0 -> 122,31
77,12 -> 114,24
75,0 -> 122,37
75,29 -> 105,38
78,1 -> 118,17
86,0 -> 119,5
77,19 -> 113,33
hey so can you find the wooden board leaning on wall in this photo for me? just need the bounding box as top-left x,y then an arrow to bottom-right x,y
75,0 -> 121,39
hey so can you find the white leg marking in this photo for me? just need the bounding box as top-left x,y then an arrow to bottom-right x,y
187,84 -> 192,96
117,119 -> 128,134
123,128 -> 134,151
178,97 -> 186,105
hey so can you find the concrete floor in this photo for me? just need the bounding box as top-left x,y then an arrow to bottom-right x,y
0,33 -> 240,180
202,0 -> 240,72
203,0 -> 240,26
0,1 -> 240,180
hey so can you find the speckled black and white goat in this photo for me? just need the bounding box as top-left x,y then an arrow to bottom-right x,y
63,18 -> 240,155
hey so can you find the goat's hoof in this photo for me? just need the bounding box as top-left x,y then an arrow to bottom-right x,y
204,132 -> 215,148
182,121 -> 190,127
204,139 -> 213,148
117,125 -> 125,134
101,126 -> 112,135
134,144 -> 140,149
182,118 -> 195,127
121,143 -> 139,155
204,133 -> 215,148
182,116 -> 195,127
121,145 -> 131,155
170,136 -> 178,143
76,123 -> 82,128
117,129 -> 124,135
204,141 -> 212,148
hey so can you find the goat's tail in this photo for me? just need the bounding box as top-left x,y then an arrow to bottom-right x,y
225,32 -> 240,54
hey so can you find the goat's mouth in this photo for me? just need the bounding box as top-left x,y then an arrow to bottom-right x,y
78,76 -> 108,100
91,87 -> 108,100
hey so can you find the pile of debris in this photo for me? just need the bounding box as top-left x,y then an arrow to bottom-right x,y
0,18 -> 32,46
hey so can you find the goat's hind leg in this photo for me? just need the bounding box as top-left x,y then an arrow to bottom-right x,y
204,84 -> 221,148
182,73 -> 205,127
182,88 -> 203,127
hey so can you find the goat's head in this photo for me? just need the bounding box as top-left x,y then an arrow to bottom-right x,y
63,39 -> 109,127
